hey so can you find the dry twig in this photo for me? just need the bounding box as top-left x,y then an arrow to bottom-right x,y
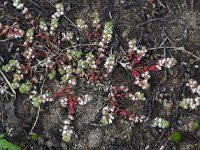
0,69 -> 16,96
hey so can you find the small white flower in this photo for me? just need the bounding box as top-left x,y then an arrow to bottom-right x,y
17,3 -> 24,9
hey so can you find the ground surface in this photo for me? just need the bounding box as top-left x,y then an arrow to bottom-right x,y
0,0 -> 200,150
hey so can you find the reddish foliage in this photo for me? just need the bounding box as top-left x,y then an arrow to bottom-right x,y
95,59 -> 101,65
53,89 -> 63,98
114,93 -> 123,99
53,85 -> 70,98
128,114 -> 136,121
147,65 -> 158,71
127,49 -> 134,60
117,109 -> 129,116
131,69 -> 140,78
134,53 -> 141,64
67,94 -> 77,114
88,71 -> 98,82
29,70 -> 33,78
111,100 -> 120,107
147,0 -> 154,5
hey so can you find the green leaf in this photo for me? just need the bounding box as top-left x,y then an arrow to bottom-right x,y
31,133 -> 39,141
162,121 -> 169,129
48,72 -> 55,80
58,68 -> 65,75
51,18 -> 58,26
9,60 -> 17,67
100,116 -> 109,125
72,51 -> 82,59
170,131 -> 182,142
62,135 -> 71,143
136,92 -> 145,100
2,65 -> 11,72
19,84 -> 27,94
0,134 -> 4,139
19,81 -> 32,94
11,83 -> 18,89
0,138 -> 21,150
32,96 -> 41,108
195,121 -> 200,129
105,21 -> 113,29
197,142 -> 200,150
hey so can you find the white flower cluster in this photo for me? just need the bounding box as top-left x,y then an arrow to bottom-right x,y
128,91 -> 146,101
30,90 -> 54,107
127,40 -> 177,90
23,47 -> 35,59
60,97 -> 68,107
186,79 -> 200,95
128,39 -> 147,61
128,39 -> 137,50
8,28 -> 24,39
98,21 -> 113,51
0,23 -> 24,39
58,64 -> 77,85
157,58 -> 176,69
104,54 -> 116,73
129,115 -> 147,123
60,65 -> 72,81
136,46 -> 147,57
77,94 -> 93,105
134,46 -> 147,60
179,97 -> 200,109
62,31 -> 74,41
92,12 -> 100,29
54,3 -> 64,17
76,19 -> 88,30
12,0 -> 23,9
41,57 -> 55,69
0,86 -> 5,94
85,52 -> 97,69
62,115 -> 74,143
9,62 -> 24,89
29,91 -> 41,107
68,78 -> 77,86
12,0 -> 32,19
41,92 -> 53,103
50,3 -> 64,34
2,59 -> 19,72
39,21 -> 48,32
134,71 -> 150,89
12,28 -> 24,39
11,77 -> 20,89
100,106 -> 116,124
152,117 -> 169,129
179,79 -> 200,109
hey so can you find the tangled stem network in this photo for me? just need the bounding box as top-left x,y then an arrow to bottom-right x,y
0,1 -> 179,142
